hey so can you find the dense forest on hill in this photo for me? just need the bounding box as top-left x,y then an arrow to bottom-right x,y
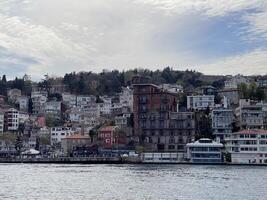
0,67 -> 266,98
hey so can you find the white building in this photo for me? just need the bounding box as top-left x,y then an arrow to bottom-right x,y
17,96 -> 29,111
76,95 -> 96,108
19,111 -> 29,124
186,138 -> 223,163
119,87 -> 133,111
5,108 -> 19,131
225,130 -> 267,164
97,103 -> 112,115
50,127 -> 77,145
161,84 -> 183,93
212,108 -> 234,141
45,101 -> 62,119
62,93 -> 76,108
224,74 -> 249,89
0,111 -> 4,135
187,95 -> 215,110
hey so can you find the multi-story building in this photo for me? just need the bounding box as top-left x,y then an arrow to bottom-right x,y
45,101 -> 62,120
76,95 -> 96,108
187,95 -> 215,111
50,127 -> 77,146
161,83 -> 183,93
19,111 -> 29,124
212,108 -> 234,141
0,111 -> 4,134
119,87 -> 133,111
133,76 -> 194,152
186,138 -> 223,163
31,91 -> 48,115
62,93 -> 77,108
225,130 -> 267,164
235,99 -> 264,130
5,108 -> 19,131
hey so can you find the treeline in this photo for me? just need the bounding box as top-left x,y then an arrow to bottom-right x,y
0,75 -> 32,96
62,67 -> 227,96
0,68 -> 266,101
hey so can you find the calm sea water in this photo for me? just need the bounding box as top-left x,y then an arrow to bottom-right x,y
0,164 -> 266,200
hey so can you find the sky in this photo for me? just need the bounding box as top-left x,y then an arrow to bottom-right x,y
0,0 -> 267,80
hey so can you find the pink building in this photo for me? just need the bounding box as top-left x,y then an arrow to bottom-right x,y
99,126 -> 119,149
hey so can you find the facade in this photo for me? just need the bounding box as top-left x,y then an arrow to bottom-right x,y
76,95 -> 96,108
235,99 -> 264,130
17,96 -> 29,111
62,93 -> 77,108
218,89 -> 239,106
31,91 -> 48,115
186,138 -> 223,163
19,112 -> 29,124
212,108 -> 234,141
0,111 -> 4,134
45,101 -> 62,120
61,134 -> 91,156
161,83 -> 183,93
119,87 -> 133,111
187,95 -> 215,111
202,86 -> 217,96
225,130 -> 267,164
50,127 -> 77,145
98,126 -> 119,149
224,74 -> 249,89
5,108 -> 19,131
132,76 -> 179,151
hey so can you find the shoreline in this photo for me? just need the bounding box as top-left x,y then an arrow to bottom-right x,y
0,159 -> 267,166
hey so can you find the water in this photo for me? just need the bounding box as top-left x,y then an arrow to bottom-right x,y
0,164 -> 266,200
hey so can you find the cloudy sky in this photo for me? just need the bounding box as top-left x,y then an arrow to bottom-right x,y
0,0 -> 267,79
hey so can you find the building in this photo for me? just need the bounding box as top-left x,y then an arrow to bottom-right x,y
0,111 -> 4,134
7,88 -> 22,102
212,108 -> 234,141
161,84 -> 183,93
4,108 -> 19,131
45,101 -> 62,120
17,96 -> 29,111
31,91 -> 48,115
225,130 -> 267,164
132,76 -> 178,150
186,138 -> 223,163
62,93 -> 77,108
187,95 -> 215,111
98,126 -> 119,149
19,111 -> 29,124
235,99 -> 264,130
61,134 -> 91,156
201,86 -> 217,96
50,127 -> 77,146
76,95 -> 96,108
119,87 -> 133,111
224,74 -> 249,89
218,89 -> 239,106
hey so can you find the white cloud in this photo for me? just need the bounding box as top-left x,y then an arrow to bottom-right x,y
0,0 -> 267,79
198,49 -> 267,75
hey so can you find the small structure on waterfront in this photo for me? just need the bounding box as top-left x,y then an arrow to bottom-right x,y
186,138 -> 223,163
